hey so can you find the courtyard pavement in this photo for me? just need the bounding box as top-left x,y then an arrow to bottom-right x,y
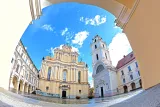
1,84 -> 160,107
0,87 -> 143,107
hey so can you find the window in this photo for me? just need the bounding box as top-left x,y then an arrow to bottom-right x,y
46,86 -> 49,91
103,44 -> 105,48
96,65 -> 104,74
11,58 -> 14,63
78,71 -> 81,83
95,45 -> 97,49
138,71 -> 140,76
95,39 -> 96,42
79,90 -> 81,94
105,53 -> 107,59
47,67 -> 51,81
63,71 -> 67,81
21,52 -> 23,57
123,78 -> 125,83
15,64 -> 20,73
121,70 -> 124,75
130,75 -> 133,80
135,62 -> 138,68
96,54 -> 99,60
128,66 -> 132,71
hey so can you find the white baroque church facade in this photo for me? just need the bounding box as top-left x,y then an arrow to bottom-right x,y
91,35 -> 118,97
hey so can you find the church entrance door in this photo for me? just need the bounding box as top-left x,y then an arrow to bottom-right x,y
101,87 -> 104,97
62,91 -> 66,98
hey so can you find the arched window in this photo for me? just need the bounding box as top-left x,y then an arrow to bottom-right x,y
47,67 -> 51,81
16,64 -> 20,73
96,65 -> 104,74
95,45 -> 97,49
63,71 -> 67,81
105,53 -> 107,59
96,54 -> 99,60
78,71 -> 81,83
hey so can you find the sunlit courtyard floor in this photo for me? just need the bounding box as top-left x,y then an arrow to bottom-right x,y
0,88 -> 144,107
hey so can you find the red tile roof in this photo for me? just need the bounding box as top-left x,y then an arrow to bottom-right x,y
116,51 -> 135,69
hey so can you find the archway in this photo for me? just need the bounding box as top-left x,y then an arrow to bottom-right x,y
139,79 -> 142,88
11,76 -> 18,92
24,83 -> 28,93
0,0 -> 159,93
18,80 -> 24,93
131,82 -> 136,90
123,85 -> 128,93
28,85 -> 31,94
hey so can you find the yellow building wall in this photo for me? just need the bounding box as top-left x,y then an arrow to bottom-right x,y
39,79 -> 89,98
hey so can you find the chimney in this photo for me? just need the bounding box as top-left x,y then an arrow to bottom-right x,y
123,55 -> 126,57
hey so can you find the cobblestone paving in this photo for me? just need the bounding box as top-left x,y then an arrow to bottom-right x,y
0,88 -> 143,107
111,84 -> 160,107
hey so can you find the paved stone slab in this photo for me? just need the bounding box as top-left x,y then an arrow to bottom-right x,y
111,84 -> 160,107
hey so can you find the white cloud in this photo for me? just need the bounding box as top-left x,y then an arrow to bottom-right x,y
80,15 -> 106,26
41,24 -> 54,31
47,45 -> 79,56
89,79 -> 93,88
109,33 -> 132,67
61,28 -> 68,36
25,47 -> 27,50
71,46 -> 79,53
72,31 -> 89,47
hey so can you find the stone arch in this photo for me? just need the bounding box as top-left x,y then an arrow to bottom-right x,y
41,0 -> 129,19
96,64 -> 105,74
15,59 -> 22,73
20,65 -> 26,77
123,85 -> 128,93
24,83 -> 28,93
18,80 -> 24,93
93,61 -> 106,76
11,76 -> 19,92
131,82 -> 136,90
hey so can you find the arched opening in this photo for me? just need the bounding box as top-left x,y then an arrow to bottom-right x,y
131,82 -> 136,91
24,83 -> 28,93
63,70 -> 67,82
96,65 -> 105,74
18,80 -> 24,93
28,84 -> 31,94
47,67 -> 51,81
123,85 -> 128,93
139,79 -> 142,88
78,71 -> 81,83
11,76 -> 18,93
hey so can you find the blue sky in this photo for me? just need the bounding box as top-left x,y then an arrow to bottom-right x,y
21,2 -> 132,87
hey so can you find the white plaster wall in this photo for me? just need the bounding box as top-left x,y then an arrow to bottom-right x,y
109,71 -> 118,92
118,59 -> 140,85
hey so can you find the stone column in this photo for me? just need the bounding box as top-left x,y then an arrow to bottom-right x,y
59,66 -> 62,81
55,66 -> 57,80
67,68 -> 70,82
51,67 -> 54,80
74,68 -> 76,82
86,70 -> 88,82
71,68 -> 73,82
57,66 -> 59,80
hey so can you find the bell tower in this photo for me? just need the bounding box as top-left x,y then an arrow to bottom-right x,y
91,35 -> 112,69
